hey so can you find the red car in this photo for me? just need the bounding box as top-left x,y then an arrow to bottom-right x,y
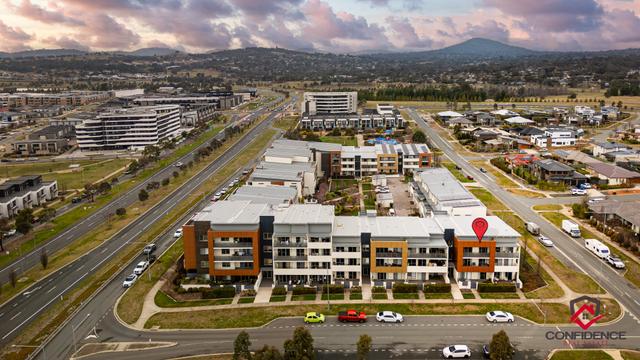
338,309 -> 367,323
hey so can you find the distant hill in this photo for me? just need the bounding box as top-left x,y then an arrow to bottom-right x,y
0,48 -> 88,58
120,47 -> 182,57
371,38 -> 542,60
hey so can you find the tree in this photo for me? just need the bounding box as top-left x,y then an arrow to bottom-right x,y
490,330 -> 513,360
138,189 -> 149,202
356,334 -> 372,360
233,331 -> 252,360
173,171 -> 180,178
254,345 -> 283,360
40,250 -> 48,269
98,181 -> 112,194
284,327 -> 314,360
412,130 -> 426,143
116,207 -> 127,216
15,208 -> 34,235
0,217 -> 11,252
40,207 -> 56,222
9,268 -> 17,288
162,178 -> 170,186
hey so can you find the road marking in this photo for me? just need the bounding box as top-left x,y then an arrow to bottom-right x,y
9,312 -> 22,321
0,313 -> 3,318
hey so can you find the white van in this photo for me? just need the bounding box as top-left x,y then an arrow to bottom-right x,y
585,238 -> 610,259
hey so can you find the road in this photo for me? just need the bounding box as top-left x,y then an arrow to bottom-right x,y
591,112 -> 639,143
0,97 -> 293,350
406,108 -> 640,320
0,97 -> 282,284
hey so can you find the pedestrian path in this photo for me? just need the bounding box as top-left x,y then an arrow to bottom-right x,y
450,283 -> 464,300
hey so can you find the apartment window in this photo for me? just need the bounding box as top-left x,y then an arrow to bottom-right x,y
418,259 -> 427,267
418,248 -> 427,254
220,237 -> 229,242
200,261 -> 209,269
362,244 -> 370,252
335,258 -> 345,265
277,249 -> 290,257
335,246 -> 345,252
348,272 -> 357,280
264,259 -> 273,266
222,262 -> 230,268
221,249 -> 230,255
322,249 -> 331,256
463,259 -> 472,267
408,259 -> 416,266
296,249 -> 305,257
199,248 -> 209,256
480,272 -> 487,280
263,245 -> 272,253
479,259 -> 489,267
263,232 -> 272,240
198,234 -> 207,242
335,271 -> 345,279
348,258 -> 358,266
297,262 -> 306,269
348,246 -> 357,252
479,247 -> 489,254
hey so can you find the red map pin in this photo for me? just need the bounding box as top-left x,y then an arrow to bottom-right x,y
472,218 -> 489,242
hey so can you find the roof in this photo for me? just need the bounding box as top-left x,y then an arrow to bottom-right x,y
444,216 -> 520,240
228,185 -> 297,205
491,109 -> 519,116
193,201 -> 269,225
505,116 -> 535,124
437,111 -> 463,117
518,127 -> 545,136
533,159 -> 574,172
274,204 -> 334,224
595,142 -> 628,150
554,150 -> 602,165
589,198 -> 640,228
417,168 -> 484,208
588,163 -> 640,179
332,215 -> 444,241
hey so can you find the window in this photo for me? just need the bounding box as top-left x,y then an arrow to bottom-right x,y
263,245 -> 272,253
408,259 -> 417,266
322,249 -> 331,256
264,259 -> 273,266
277,249 -> 290,257
222,262 -> 230,268
348,258 -> 358,266
335,271 -> 345,279
479,247 -> 489,254
335,246 -> 345,252
263,232 -> 272,240
297,262 -> 306,269
200,261 -> 209,268
199,248 -> 209,256
348,272 -> 357,279
220,237 -> 229,242
418,259 -> 426,267
348,246 -> 357,252
463,259 -> 472,266
296,249 -> 305,257
221,249 -> 230,255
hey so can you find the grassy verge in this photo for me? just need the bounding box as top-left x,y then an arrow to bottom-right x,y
349,293 -> 363,300
292,294 -> 317,301
442,161 -> 473,183
462,292 -> 476,299
507,189 -> 546,198
479,293 -> 520,299
471,160 -> 518,188
550,350 -> 614,360
154,289 -> 233,308
321,293 -> 344,301
622,350 -> 640,360
270,295 -> 286,302
392,293 -> 419,299
238,297 -> 255,304
423,293 -> 453,299
272,115 -> 298,131
533,204 -> 563,211
319,136 -> 357,146
145,302 -> 595,329
469,188 -> 508,211
372,293 -> 387,300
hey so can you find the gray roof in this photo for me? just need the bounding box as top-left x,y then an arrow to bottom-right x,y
534,159 -> 574,172
417,168 -> 479,203
228,185 -> 297,205
588,163 -> 640,179
441,216 -> 520,240
332,215 -> 444,242
274,204 -> 334,224
192,201 -> 270,225
595,142 -> 628,150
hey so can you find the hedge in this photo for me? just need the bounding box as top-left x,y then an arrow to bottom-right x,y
350,286 -> 362,293
392,283 -> 418,293
272,286 -> 287,296
478,282 -> 517,293
371,286 -> 387,293
322,284 -> 344,294
293,286 -> 317,295
201,286 -> 236,299
424,283 -> 451,293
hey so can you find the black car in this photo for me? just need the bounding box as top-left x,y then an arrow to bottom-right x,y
71,197 -> 82,204
143,244 -> 157,255
148,254 -> 157,263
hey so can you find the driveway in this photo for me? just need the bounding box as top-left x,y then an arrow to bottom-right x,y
387,176 -> 414,216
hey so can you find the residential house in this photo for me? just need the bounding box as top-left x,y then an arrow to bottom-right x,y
587,163 -> 640,186
593,142 -> 629,158
530,159 -> 587,185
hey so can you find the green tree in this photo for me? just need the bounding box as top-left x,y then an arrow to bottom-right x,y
116,207 -> 127,216
138,189 -> 149,202
40,207 -> 56,222
254,345 -> 283,360
284,327 -> 315,360
0,217 -> 10,251
40,250 -> 49,269
15,208 -> 34,235
233,330 -> 252,360
98,181 -> 112,194
412,130 -> 427,143
490,330 -> 513,360
356,334 -> 372,360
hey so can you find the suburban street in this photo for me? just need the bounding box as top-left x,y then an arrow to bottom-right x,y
406,108 -> 640,321
0,97 -> 294,350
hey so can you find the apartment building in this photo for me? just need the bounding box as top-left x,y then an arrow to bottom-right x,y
132,94 -> 243,110
411,168 -> 487,217
12,125 -> 74,155
532,128 -> 576,148
76,105 -> 181,151
340,146 -> 378,178
0,175 -> 58,218
300,112 -> 404,130
302,92 -> 357,115
0,91 -> 110,109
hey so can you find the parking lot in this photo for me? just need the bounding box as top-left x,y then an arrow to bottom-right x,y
386,176 -> 414,216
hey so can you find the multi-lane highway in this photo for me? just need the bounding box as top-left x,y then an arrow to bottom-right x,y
406,108 -> 640,320
0,97 -> 293,352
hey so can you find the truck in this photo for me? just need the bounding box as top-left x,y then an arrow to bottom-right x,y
338,309 -> 367,323
585,238 -> 610,259
561,220 -> 581,238
525,222 -> 540,235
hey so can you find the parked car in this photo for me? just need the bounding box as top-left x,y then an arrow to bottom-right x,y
174,228 -> 183,238
143,243 -> 157,255
537,235 -> 554,247
4,228 -> 16,237
133,261 -> 149,275
606,256 -> 625,269
388,208 -> 396,216
242,169 -> 250,175
479,167 -> 487,173
71,197 -> 82,204
148,254 -> 157,263
442,345 -> 471,359
486,311 -> 514,323
571,188 -> 587,196
122,274 -> 137,288
466,175 -> 474,181
175,161 -> 183,167
304,312 -> 325,323
376,311 -> 403,323
580,183 -> 592,189
338,309 -> 367,323
213,192 -> 222,201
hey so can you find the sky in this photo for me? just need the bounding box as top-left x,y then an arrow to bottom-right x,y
0,0 -> 639,53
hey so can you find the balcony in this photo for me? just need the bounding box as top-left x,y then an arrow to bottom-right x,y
214,241 -> 253,248
375,252 -> 404,258
462,251 -> 491,258
408,252 -> 447,259
274,255 -> 307,261
495,252 -> 519,259
274,241 -> 307,247
213,255 -> 254,261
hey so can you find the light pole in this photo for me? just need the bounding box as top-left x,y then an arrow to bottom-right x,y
71,313 -> 91,354
326,266 -> 330,311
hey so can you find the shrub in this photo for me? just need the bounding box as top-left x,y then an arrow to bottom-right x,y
116,207 -> 126,216
392,283 -> 418,293
322,284 -> 344,294
240,289 -> 256,297
478,282 -> 517,293
272,286 -> 287,296
161,178 -> 170,186
371,286 -> 386,293
201,286 -> 236,299
424,283 -> 451,293
490,157 -> 511,174
350,286 -> 362,293
293,286 -> 317,295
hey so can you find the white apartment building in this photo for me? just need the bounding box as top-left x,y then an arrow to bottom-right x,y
340,146 -> 378,178
0,176 -> 58,218
303,92 -> 357,115
532,128 -> 576,148
575,106 -> 595,118
76,105 -> 181,151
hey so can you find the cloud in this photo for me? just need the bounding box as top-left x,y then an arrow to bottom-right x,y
462,20 -> 510,43
43,35 -> 90,51
387,17 -> 434,49
77,15 -> 141,49
12,0 -> 85,26
0,20 -> 32,52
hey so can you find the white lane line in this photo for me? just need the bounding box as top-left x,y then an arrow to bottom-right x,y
75,265 -> 85,272
9,312 -> 22,321
45,286 -> 57,294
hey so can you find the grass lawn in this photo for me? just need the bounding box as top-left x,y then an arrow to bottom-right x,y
533,204 -> 563,211
392,293 -> 419,299
479,292 -> 520,299
621,350 -> 640,360
292,294 -> 317,301
469,188 -> 508,211
144,302 -> 589,329
321,293 -> 344,301
441,161 -> 473,183
349,293 -> 363,300
471,160 -> 519,188
330,178 -> 358,192
372,293 -> 388,300
507,188 -> 546,198
363,191 -> 376,210
550,350 -> 614,360
272,115 -> 299,131
238,297 -> 255,304
462,292 -> 476,299
362,183 -> 373,191
423,293 -> 453,299
154,290 -> 233,307
319,136 -> 357,146
270,295 -> 287,302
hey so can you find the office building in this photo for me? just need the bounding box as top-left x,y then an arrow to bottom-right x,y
75,105 -> 181,151
0,176 -> 58,218
303,92 -> 357,115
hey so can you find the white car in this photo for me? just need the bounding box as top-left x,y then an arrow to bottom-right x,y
442,345 -> 471,359
133,261 -> 149,275
537,235 -> 554,247
571,188 -> 587,195
580,183 -> 592,189
4,229 -> 16,237
122,274 -> 138,288
486,311 -> 514,323
174,228 -> 183,238
606,256 -> 625,269
376,311 -> 403,323
175,161 -> 183,167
